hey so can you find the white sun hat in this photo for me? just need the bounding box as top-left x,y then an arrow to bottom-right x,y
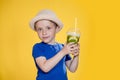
29,10 -> 63,31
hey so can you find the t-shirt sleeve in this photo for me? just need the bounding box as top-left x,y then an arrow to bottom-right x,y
65,54 -> 72,61
32,44 -> 44,59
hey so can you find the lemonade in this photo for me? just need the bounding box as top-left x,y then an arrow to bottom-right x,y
67,32 -> 80,44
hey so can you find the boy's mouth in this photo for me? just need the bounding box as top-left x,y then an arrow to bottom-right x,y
42,36 -> 49,40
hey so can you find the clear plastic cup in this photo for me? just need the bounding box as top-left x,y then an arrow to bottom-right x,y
67,28 -> 80,44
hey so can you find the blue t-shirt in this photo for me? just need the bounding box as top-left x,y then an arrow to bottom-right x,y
32,42 -> 71,80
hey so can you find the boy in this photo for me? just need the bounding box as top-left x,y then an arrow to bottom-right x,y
29,10 -> 80,80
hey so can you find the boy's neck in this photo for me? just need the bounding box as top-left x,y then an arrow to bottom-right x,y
43,39 -> 57,45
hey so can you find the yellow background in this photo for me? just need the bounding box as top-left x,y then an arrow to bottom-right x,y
0,0 -> 120,80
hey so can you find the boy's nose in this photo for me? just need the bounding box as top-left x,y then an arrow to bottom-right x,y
42,30 -> 47,35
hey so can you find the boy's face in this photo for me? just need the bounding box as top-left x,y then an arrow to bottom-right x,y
35,20 -> 59,44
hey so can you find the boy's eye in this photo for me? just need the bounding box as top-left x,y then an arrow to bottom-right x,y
47,26 -> 51,30
37,28 -> 42,31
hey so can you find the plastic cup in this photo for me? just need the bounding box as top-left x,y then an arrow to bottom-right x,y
67,28 -> 80,44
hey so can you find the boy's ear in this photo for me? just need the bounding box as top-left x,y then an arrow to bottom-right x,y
55,26 -> 60,33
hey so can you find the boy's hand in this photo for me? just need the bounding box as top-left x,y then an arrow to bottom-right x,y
62,43 -> 80,56
71,43 -> 80,56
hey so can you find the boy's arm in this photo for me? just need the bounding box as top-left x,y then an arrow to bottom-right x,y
35,43 -> 75,73
66,44 -> 80,72
35,50 -> 65,73
65,55 -> 79,72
